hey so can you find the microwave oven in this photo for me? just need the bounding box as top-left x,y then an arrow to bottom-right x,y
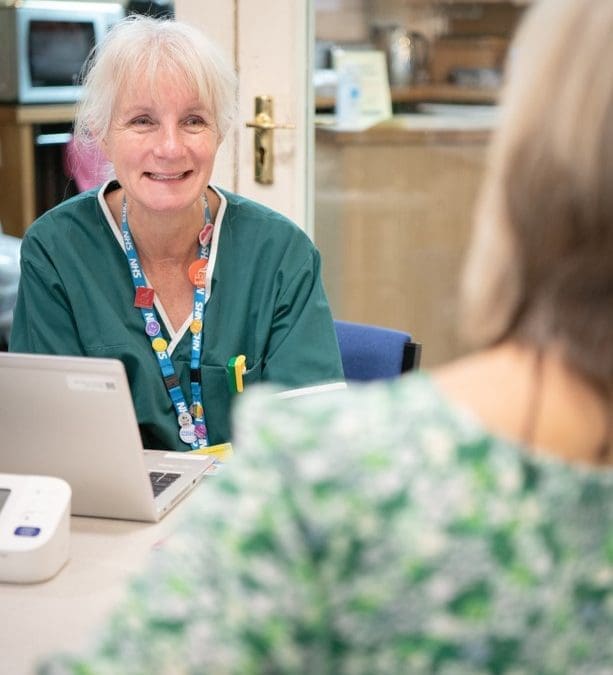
0,0 -> 124,104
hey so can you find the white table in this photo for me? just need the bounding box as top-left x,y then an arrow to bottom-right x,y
0,502 -> 189,674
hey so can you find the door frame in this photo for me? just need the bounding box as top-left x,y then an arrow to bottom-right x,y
175,1 -> 314,235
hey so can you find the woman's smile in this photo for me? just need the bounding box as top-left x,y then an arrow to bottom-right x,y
145,170 -> 193,181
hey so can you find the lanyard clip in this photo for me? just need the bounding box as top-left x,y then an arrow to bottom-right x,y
227,354 -> 247,393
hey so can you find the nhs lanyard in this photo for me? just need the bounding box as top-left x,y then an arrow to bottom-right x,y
120,197 -> 213,449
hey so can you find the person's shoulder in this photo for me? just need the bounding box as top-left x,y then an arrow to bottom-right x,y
24,188 -> 102,242
218,188 -> 293,222
217,187 -> 309,240
234,372 -> 443,421
232,373 -> 470,460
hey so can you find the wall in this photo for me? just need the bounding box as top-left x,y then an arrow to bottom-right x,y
316,0 -> 447,44
315,0 -> 523,84
315,1 -> 523,43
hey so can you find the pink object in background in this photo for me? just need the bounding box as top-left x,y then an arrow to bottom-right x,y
62,137 -> 109,192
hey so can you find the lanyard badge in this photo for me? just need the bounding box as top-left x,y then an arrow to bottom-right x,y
121,196 -> 213,450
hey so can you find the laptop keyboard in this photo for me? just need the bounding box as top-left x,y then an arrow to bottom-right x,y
149,471 -> 181,497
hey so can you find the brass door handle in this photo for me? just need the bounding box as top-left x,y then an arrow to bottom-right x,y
245,96 -> 295,185
245,112 -> 295,131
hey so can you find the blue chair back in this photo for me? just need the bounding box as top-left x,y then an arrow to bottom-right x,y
334,320 -> 421,382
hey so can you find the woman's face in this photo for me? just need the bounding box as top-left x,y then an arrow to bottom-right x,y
103,70 -> 219,220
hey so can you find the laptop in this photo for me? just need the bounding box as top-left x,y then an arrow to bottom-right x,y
0,352 -> 216,522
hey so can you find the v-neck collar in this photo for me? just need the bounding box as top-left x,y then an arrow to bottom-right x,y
98,180 -> 227,354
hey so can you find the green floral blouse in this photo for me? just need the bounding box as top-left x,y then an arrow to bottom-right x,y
40,373 -> 613,674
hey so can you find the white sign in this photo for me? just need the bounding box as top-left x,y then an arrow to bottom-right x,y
332,49 -> 392,131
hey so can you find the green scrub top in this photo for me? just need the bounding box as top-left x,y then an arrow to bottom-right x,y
10,182 -> 344,449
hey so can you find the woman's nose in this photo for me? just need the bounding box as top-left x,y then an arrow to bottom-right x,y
153,124 -> 185,158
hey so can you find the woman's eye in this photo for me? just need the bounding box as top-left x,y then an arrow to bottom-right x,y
184,116 -> 206,129
131,116 -> 153,127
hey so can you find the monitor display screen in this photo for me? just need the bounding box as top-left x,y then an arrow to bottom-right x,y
29,20 -> 95,86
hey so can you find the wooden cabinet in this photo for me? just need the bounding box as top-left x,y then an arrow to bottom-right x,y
315,115 -> 494,367
0,104 -> 75,238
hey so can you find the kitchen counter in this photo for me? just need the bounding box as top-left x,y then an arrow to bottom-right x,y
0,103 -> 75,125
316,105 -> 499,145
315,83 -> 500,110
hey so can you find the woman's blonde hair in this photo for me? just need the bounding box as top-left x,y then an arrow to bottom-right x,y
460,0 -> 613,394
73,15 -> 237,149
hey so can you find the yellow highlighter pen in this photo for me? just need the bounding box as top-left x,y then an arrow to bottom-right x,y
226,354 -> 247,393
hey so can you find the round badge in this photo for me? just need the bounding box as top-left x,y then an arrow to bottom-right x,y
199,223 -> 213,247
188,259 -> 207,287
190,319 -> 203,335
177,411 -> 193,427
145,319 -> 161,337
194,424 -> 207,439
190,403 -> 204,419
151,337 -> 168,352
179,425 -> 197,444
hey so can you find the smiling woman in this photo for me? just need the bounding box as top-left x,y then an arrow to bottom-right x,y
9,15 -> 344,452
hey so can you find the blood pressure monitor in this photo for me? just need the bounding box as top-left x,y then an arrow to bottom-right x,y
0,473 -> 71,583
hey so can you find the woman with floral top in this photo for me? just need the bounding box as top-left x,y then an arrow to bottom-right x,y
40,0 -> 613,672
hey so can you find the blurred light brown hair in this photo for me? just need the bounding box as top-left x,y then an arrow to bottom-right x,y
460,0 -> 613,395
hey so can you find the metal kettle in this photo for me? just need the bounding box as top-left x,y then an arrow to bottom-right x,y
371,24 -> 429,86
